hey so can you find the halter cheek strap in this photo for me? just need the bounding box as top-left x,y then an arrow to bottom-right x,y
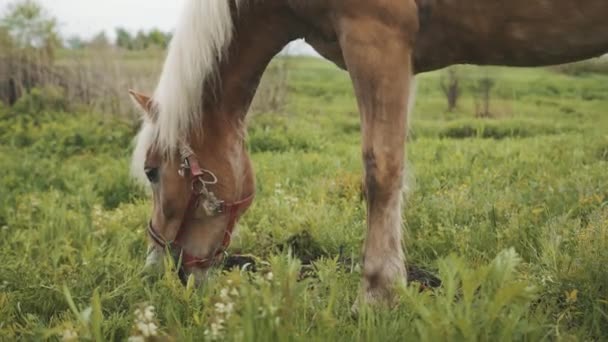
147,152 -> 254,270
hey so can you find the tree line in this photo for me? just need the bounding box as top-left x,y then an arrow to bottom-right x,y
1,0 -> 172,52
0,0 -> 172,107
67,28 -> 172,50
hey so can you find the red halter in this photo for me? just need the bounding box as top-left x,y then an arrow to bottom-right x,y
147,150 -> 254,270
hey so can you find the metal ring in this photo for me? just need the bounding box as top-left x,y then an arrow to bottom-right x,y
200,169 -> 218,185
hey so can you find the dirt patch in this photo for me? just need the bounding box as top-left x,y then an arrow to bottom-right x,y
280,231 -> 328,265
224,230 -> 441,290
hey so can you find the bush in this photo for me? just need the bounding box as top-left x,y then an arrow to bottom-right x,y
551,58 -> 608,76
438,119 -> 578,140
248,112 -> 326,153
11,85 -> 69,114
93,162 -> 146,210
0,107 -> 135,157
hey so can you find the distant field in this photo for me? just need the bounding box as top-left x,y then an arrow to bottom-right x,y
0,57 -> 607,340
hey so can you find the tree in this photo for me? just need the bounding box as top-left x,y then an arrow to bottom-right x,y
474,75 -> 496,118
66,35 -> 84,49
88,31 -> 110,49
0,0 -> 60,51
0,0 -> 62,105
440,67 -> 461,112
147,28 -> 169,49
114,28 -> 171,51
132,30 -> 148,50
0,26 -> 14,51
115,27 -> 133,50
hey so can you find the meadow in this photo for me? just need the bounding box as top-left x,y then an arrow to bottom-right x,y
0,56 -> 607,341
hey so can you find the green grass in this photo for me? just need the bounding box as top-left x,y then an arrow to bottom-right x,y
1,57 -> 607,341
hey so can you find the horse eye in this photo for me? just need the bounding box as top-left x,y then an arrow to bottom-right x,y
144,168 -> 160,183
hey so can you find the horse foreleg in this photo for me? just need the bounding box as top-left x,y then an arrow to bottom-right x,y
338,12 -> 417,305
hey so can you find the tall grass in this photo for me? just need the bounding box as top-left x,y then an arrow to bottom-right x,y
2,46 -> 291,121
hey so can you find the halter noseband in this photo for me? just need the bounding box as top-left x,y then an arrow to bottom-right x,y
147,145 -> 254,270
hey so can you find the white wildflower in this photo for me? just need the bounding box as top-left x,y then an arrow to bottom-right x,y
269,305 -> 278,315
230,288 -> 239,297
213,302 -> 234,317
147,322 -> 158,337
134,308 -> 143,321
137,322 -> 158,337
215,302 -> 226,314
61,328 -> 78,342
81,307 -> 92,323
205,322 -> 224,340
127,337 -> 145,342
131,304 -> 160,340
225,302 -> 234,316
144,306 -> 156,321
266,272 -> 274,281
220,288 -> 230,300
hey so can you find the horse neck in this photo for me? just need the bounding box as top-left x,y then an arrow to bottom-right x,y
202,2 -> 302,122
190,1 -> 302,197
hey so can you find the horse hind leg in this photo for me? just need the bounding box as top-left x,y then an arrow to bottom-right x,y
337,8 -> 418,305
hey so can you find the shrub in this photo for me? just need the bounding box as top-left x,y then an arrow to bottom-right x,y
400,249 -> 543,341
551,58 -> 608,76
93,162 -> 146,210
438,119 -> 577,140
440,67 -> 461,112
11,85 -> 69,114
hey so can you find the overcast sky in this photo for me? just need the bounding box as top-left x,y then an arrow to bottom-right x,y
6,0 -> 316,54
33,0 -> 185,39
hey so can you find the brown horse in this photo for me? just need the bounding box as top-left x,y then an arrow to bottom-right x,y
129,0 -> 608,304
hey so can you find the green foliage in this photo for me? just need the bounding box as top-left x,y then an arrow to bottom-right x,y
551,58 -> 608,76
115,28 -> 133,50
0,0 -> 60,50
436,118 -> 578,140
248,113 -> 327,153
0,25 -> 14,49
145,29 -> 171,49
1,58 -> 607,340
10,85 -> 69,114
88,31 -> 110,49
65,35 -> 84,50
400,249 -> 543,341
114,27 -> 172,50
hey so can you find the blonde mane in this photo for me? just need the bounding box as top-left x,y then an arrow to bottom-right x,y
132,0 -> 237,179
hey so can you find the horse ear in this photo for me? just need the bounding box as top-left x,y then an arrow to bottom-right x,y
129,89 -> 155,120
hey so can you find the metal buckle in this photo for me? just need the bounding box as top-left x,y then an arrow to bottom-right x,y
201,196 -> 224,216
178,158 -> 191,177
192,172 -> 224,216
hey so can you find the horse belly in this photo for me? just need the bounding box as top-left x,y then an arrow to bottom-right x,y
494,3 -> 608,66
415,0 -> 608,71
